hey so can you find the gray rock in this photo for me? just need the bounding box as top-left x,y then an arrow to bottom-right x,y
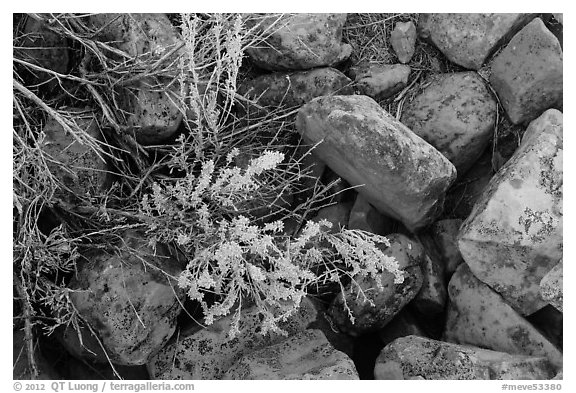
401,72 -> 497,175
296,95 -> 456,231
349,63 -> 411,99
458,109 -> 563,315
310,202 -> 353,233
430,219 -> 464,276
445,264 -> 562,368
17,15 -> 69,90
375,335 -> 555,380
540,260 -> 563,312
147,298 -> 318,379
42,111 -> 109,200
238,67 -> 353,112
328,233 -> 423,336
246,14 -> 352,71
63,231 -> 185,365
419,13 -> 535,70
490,18 -> 563,124
552,14 -> 563,25
223,330 -> 358,380
390,21 -> 417,64
88,14 -> 183,144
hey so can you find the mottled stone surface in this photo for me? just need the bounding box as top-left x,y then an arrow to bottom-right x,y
296,95 -> 456,231
349,63 -> 410,99
42,111 -> 109,200
223,330 -> 358,380
490,18 -> 563,124
540,260 -> 563,312
401,72 -> 497,175
328,233 -> 423,336
246,14 -> 352,71
148,298 -> 318,379
63,231 -> 185,366
458,109 -> 563,315
88,13 -> 183,144
390,21 -> 417,64
430,219 -> 464,276
238,67 -> 353,112
419,13 -> 534,69
445,264 -> 562,368
375,335 -> 555,380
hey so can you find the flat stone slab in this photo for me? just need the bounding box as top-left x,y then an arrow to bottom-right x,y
419,13 -> 534,70
223,330 -> 359,379
401,72 -> 497,175
445,263 -> 562,369
375,335 -> 555,380
296,95 -> 456,231
490,18 -> 563,124
350,63 -> 411,99
458,109 -> 563,315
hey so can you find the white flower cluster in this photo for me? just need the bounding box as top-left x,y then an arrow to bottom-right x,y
141,149 -> 403,338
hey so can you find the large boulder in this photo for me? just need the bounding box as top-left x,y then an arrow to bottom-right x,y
147,298 -> 318,379
238,67 -> 353,112
246,14 -> 352,71
418,13 -> 535,70
458,109 -> 563,315
445,264 -> 562,368
88,14 -> 183,144
328,233 -> 423,336
540,260 -> 563,312
223,330 -> 358,379
42,111 -> 109,201
490,18 -> 563,125
296,95 -> 456,231
62,231 -> 186,365
401,72 -> 497,175
374,335 -> 555,380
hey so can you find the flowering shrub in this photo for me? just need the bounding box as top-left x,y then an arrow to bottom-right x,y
140,147 -> 404,337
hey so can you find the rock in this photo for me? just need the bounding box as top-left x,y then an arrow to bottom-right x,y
246,14 -> 352,71
418,13 -> 535,70
238,68 -> 353,113
411,241 -> 447,316
553,370 -> 563,380
223,330 -> 358,380
390,21 -> 417,64
328,233 -> 423,336
13,329 -> 60,380
42,111 -> 109,200
430,219 -> 464,276
349,63 -> 410,99
88,14 -> 183,144
63,231 -> 185,365
348,193 -> 395,235
378,310 -> 427,347
457,109 -> 563,315
375,335 -> 555,380
401,72 -> 497,175
540,260 -> 563,312
296,95 -> 456,231
552,13 -> 563,25
310,202 -> 353,233
148,298 -> 318,379
17,15 -> 69,90
445,264 -> 562,368
490,18 -> 563,125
